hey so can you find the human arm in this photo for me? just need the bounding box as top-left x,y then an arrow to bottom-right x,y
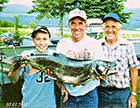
55,81 -> 68,103
44,69 -> 68,102
128,66 -> 138,108
8,61 -> 27,83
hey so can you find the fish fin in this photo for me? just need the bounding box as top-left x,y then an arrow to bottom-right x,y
46,74 -> 57,80
12,62 -> 22,72
106,71 -> 118,76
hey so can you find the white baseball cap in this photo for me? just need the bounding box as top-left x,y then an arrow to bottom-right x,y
69,8 -> 87,21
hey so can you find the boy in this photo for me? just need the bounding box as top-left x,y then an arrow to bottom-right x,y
8,26 -> 68,107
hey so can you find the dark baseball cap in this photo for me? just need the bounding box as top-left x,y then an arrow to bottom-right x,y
103,13 -> 120,23
31,26 -> 51,38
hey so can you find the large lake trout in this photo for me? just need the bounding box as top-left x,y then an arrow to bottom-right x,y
1,53 -> 117,84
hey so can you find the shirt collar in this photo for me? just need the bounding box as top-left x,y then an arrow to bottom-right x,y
101,36 -> 127,46
101,36 -> 128,48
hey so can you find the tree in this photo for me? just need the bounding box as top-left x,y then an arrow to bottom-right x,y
27,0 -> 75,36
29,21 -> 36,28
74,0 -> 132,24
0,0 -> 8,11
13,15 -> 20,41
27,0 -> 132,35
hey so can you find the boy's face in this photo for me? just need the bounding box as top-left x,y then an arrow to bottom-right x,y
32,32 -> 51,53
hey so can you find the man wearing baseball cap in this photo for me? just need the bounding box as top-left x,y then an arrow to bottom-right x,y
97,13 -> 139,108
56,8 -> 99,107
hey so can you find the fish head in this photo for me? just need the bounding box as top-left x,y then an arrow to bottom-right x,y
92,59 -> 117,76
1,56 -> 25,65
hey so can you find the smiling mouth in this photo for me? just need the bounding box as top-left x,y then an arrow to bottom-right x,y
107,33 -> 114,36
75,31 -> 80,34
38,46 -> 46,49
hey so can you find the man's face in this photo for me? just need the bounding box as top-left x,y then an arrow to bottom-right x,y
102,19 -> 121,41
68,18 -> 87,42
32,32 -> 51,53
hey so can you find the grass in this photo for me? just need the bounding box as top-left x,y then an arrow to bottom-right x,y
0,27 -> 32,36
120,34 -> 140,38
136,76 -> 140,107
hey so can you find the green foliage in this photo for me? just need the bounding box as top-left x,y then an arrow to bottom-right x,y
0,0 -> 8,11
28,21 -> 36,28
14,15 -> 19,32
66,0 -> 132,24
136,76 -> 140,107
55,32 -> 72,38
27,0 -> 76,36
13,15 -> 21,42
0,19 -> 14,27
0,27 -> 31,36
0,28 -> 8,33
27,0 -> 132,36
0,19 -> 28,28
13,31 -> 20,41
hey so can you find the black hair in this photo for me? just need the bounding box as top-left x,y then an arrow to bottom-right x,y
31,26 -> 51,39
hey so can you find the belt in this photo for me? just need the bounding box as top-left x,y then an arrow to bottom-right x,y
98,86 -> 128,91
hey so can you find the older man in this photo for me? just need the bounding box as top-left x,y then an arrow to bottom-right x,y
97,13 -> 139,108
56,8 -> 99,107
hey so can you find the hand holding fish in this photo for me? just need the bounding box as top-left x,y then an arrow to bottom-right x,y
44,69 -> 52,76
20,54 -> 41,74
96,76 -> 106,80
44,69 -> 57,80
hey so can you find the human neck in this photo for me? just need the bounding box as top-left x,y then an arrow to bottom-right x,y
36,49 -> 48,53
106,37 -> 117,48
71,35 -> 84,43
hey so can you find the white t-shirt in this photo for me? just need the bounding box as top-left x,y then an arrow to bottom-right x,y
56,34 -> 99,96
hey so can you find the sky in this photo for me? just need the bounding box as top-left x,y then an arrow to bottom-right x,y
7,0 -> 33,6
6,0 -> 140,8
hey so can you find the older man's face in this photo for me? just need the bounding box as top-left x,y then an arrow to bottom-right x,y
102,19 -> 121,41
68,18 -> 87,42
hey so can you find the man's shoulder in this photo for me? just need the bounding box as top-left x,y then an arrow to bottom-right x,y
118,36 -> 134,46
96,38 -> 104,44
47,49 -> 56,54
58,37 -> 71,44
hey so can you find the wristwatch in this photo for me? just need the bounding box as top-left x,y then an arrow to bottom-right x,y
131,92 -> 137,96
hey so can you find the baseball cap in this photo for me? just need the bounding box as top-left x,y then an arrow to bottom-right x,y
103,13 -> 120,23
69,8 -> 87,21
31,26 -> 51,38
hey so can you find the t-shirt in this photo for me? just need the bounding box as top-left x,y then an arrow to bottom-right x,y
56,34 -> 100,96
19,49 -> 56,107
